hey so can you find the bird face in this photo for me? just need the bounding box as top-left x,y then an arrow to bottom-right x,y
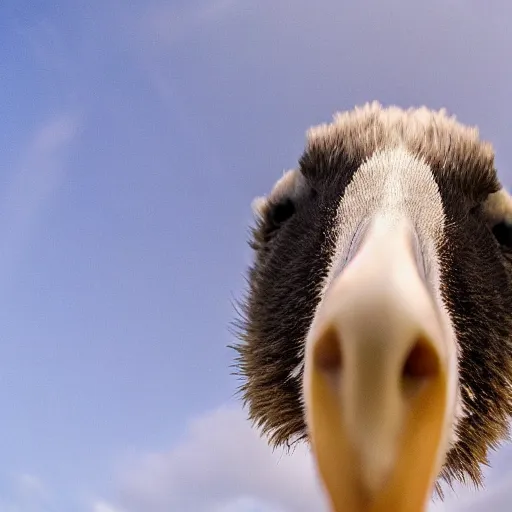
233,103 -> 512,511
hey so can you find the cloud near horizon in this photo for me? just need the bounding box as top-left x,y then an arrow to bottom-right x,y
109,405 -> 327,512
91,404 -> 511,512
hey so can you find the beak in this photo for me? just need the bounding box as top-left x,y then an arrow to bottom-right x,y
303,217 -> 449,512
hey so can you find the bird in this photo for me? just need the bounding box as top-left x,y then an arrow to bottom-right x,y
232,102 -> 512,512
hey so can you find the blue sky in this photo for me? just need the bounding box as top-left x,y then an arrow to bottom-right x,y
0,1 -> 511,511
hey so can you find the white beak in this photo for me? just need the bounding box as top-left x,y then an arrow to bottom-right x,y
304,217 -> 449,512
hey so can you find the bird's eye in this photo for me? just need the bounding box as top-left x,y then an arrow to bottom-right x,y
492,221 -> 512,248
269,198 -> 296,226
259,198 -> 297,245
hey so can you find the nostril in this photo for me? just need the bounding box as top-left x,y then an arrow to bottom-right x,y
401,337 -> 440,396
313,327 -> 343,375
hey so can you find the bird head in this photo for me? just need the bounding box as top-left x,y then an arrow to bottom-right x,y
233,102 -> 512,511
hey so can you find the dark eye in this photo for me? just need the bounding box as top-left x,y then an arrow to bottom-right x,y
260,199 -> 297,246
492,221 -> 512,248
270,198 -> 296,226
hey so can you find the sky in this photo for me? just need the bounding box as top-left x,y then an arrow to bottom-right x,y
0,0 -> 511,511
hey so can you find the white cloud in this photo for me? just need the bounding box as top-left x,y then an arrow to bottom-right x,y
111,405 -> 328,512
102,405 -> 512,512
31,114 -> 78,155
0,472 -> 51,512
210,496 -> 286,512
93,501 -> 125,512
16,473 -> 48,500
0,112 -> 79,284
436,469 -> 512,512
